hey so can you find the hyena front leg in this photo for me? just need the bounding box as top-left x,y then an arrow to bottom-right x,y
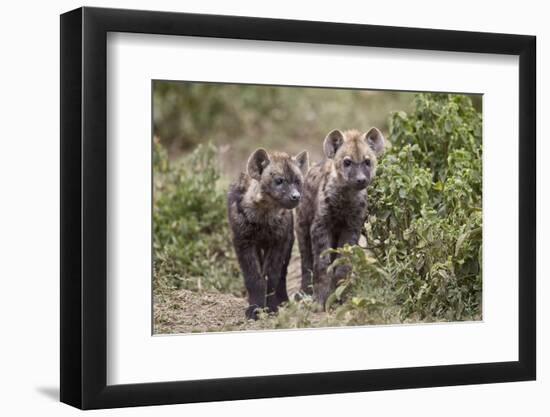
296,221 -> 313,295
234,244 -> 266,319
333,227 -> 360,286
311,221 -> 334,309
263,238 -> 291,312
275,233 -> 293,306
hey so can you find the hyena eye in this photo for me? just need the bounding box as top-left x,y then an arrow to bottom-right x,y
343,159 -> 352,167
274,177 -> 284,185
364,159 -> 371,166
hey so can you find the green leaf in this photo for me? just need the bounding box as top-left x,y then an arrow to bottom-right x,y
335,284 -> 347,301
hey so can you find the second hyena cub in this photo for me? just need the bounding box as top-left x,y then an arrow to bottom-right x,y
228,148 -> 309,319
296,128 -> 385,308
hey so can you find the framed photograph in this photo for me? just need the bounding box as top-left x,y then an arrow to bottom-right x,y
60,6 -> 536,409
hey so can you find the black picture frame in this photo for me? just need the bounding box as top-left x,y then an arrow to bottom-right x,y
60,6 -> 536,410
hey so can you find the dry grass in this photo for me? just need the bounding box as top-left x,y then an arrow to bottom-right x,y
154,251 -> 329,334
154,289 -> 251,334
153,248 -> 402,334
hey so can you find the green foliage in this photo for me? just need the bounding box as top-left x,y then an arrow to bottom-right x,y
324,245 -> 401,325
153,141 -> 243,296
333,93 -> 483,322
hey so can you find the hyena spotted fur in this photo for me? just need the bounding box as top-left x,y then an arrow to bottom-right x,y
228,148 -> 309,319
296,128 -> 385,308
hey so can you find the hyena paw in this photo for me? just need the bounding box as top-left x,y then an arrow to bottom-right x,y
245,304 -> 261,320
315,293 -> 331,312
266,300 -> 280,314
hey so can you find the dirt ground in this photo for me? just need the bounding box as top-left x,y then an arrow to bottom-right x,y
153,253 -> 310,334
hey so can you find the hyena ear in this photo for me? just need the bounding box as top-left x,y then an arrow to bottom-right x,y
293,151 -> 309,176
247,148 -> 270,181
323,129 -> 344,159
365,127 -> 385,157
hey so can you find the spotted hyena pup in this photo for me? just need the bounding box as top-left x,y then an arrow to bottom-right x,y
296,128 -> 385,308
228,148 -> 309,319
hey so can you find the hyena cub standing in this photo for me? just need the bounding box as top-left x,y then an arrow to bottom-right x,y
296,128 -> 385,308
228,148 -> 309,319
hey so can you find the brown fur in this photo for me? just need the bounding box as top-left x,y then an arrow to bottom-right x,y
228,148 -> 308,319
296,128 -> 385,308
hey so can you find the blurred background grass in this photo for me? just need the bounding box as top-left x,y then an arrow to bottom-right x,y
153,81 -> 419,175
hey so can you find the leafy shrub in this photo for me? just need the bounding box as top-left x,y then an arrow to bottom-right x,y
153,140 -> 243,296
332,93 -> 483,322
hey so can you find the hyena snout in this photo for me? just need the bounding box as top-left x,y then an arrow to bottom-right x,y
290,190 -> 301,201
282,190 -> 301,209
286,184 -> 303,206
354,175 -> 368,189
278,184 -> 302,208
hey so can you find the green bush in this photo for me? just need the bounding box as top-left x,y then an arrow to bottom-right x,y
153,140 -> 243,296
332,93 -> 483,322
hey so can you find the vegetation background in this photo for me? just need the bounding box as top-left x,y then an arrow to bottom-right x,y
153,81 -> 483,333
